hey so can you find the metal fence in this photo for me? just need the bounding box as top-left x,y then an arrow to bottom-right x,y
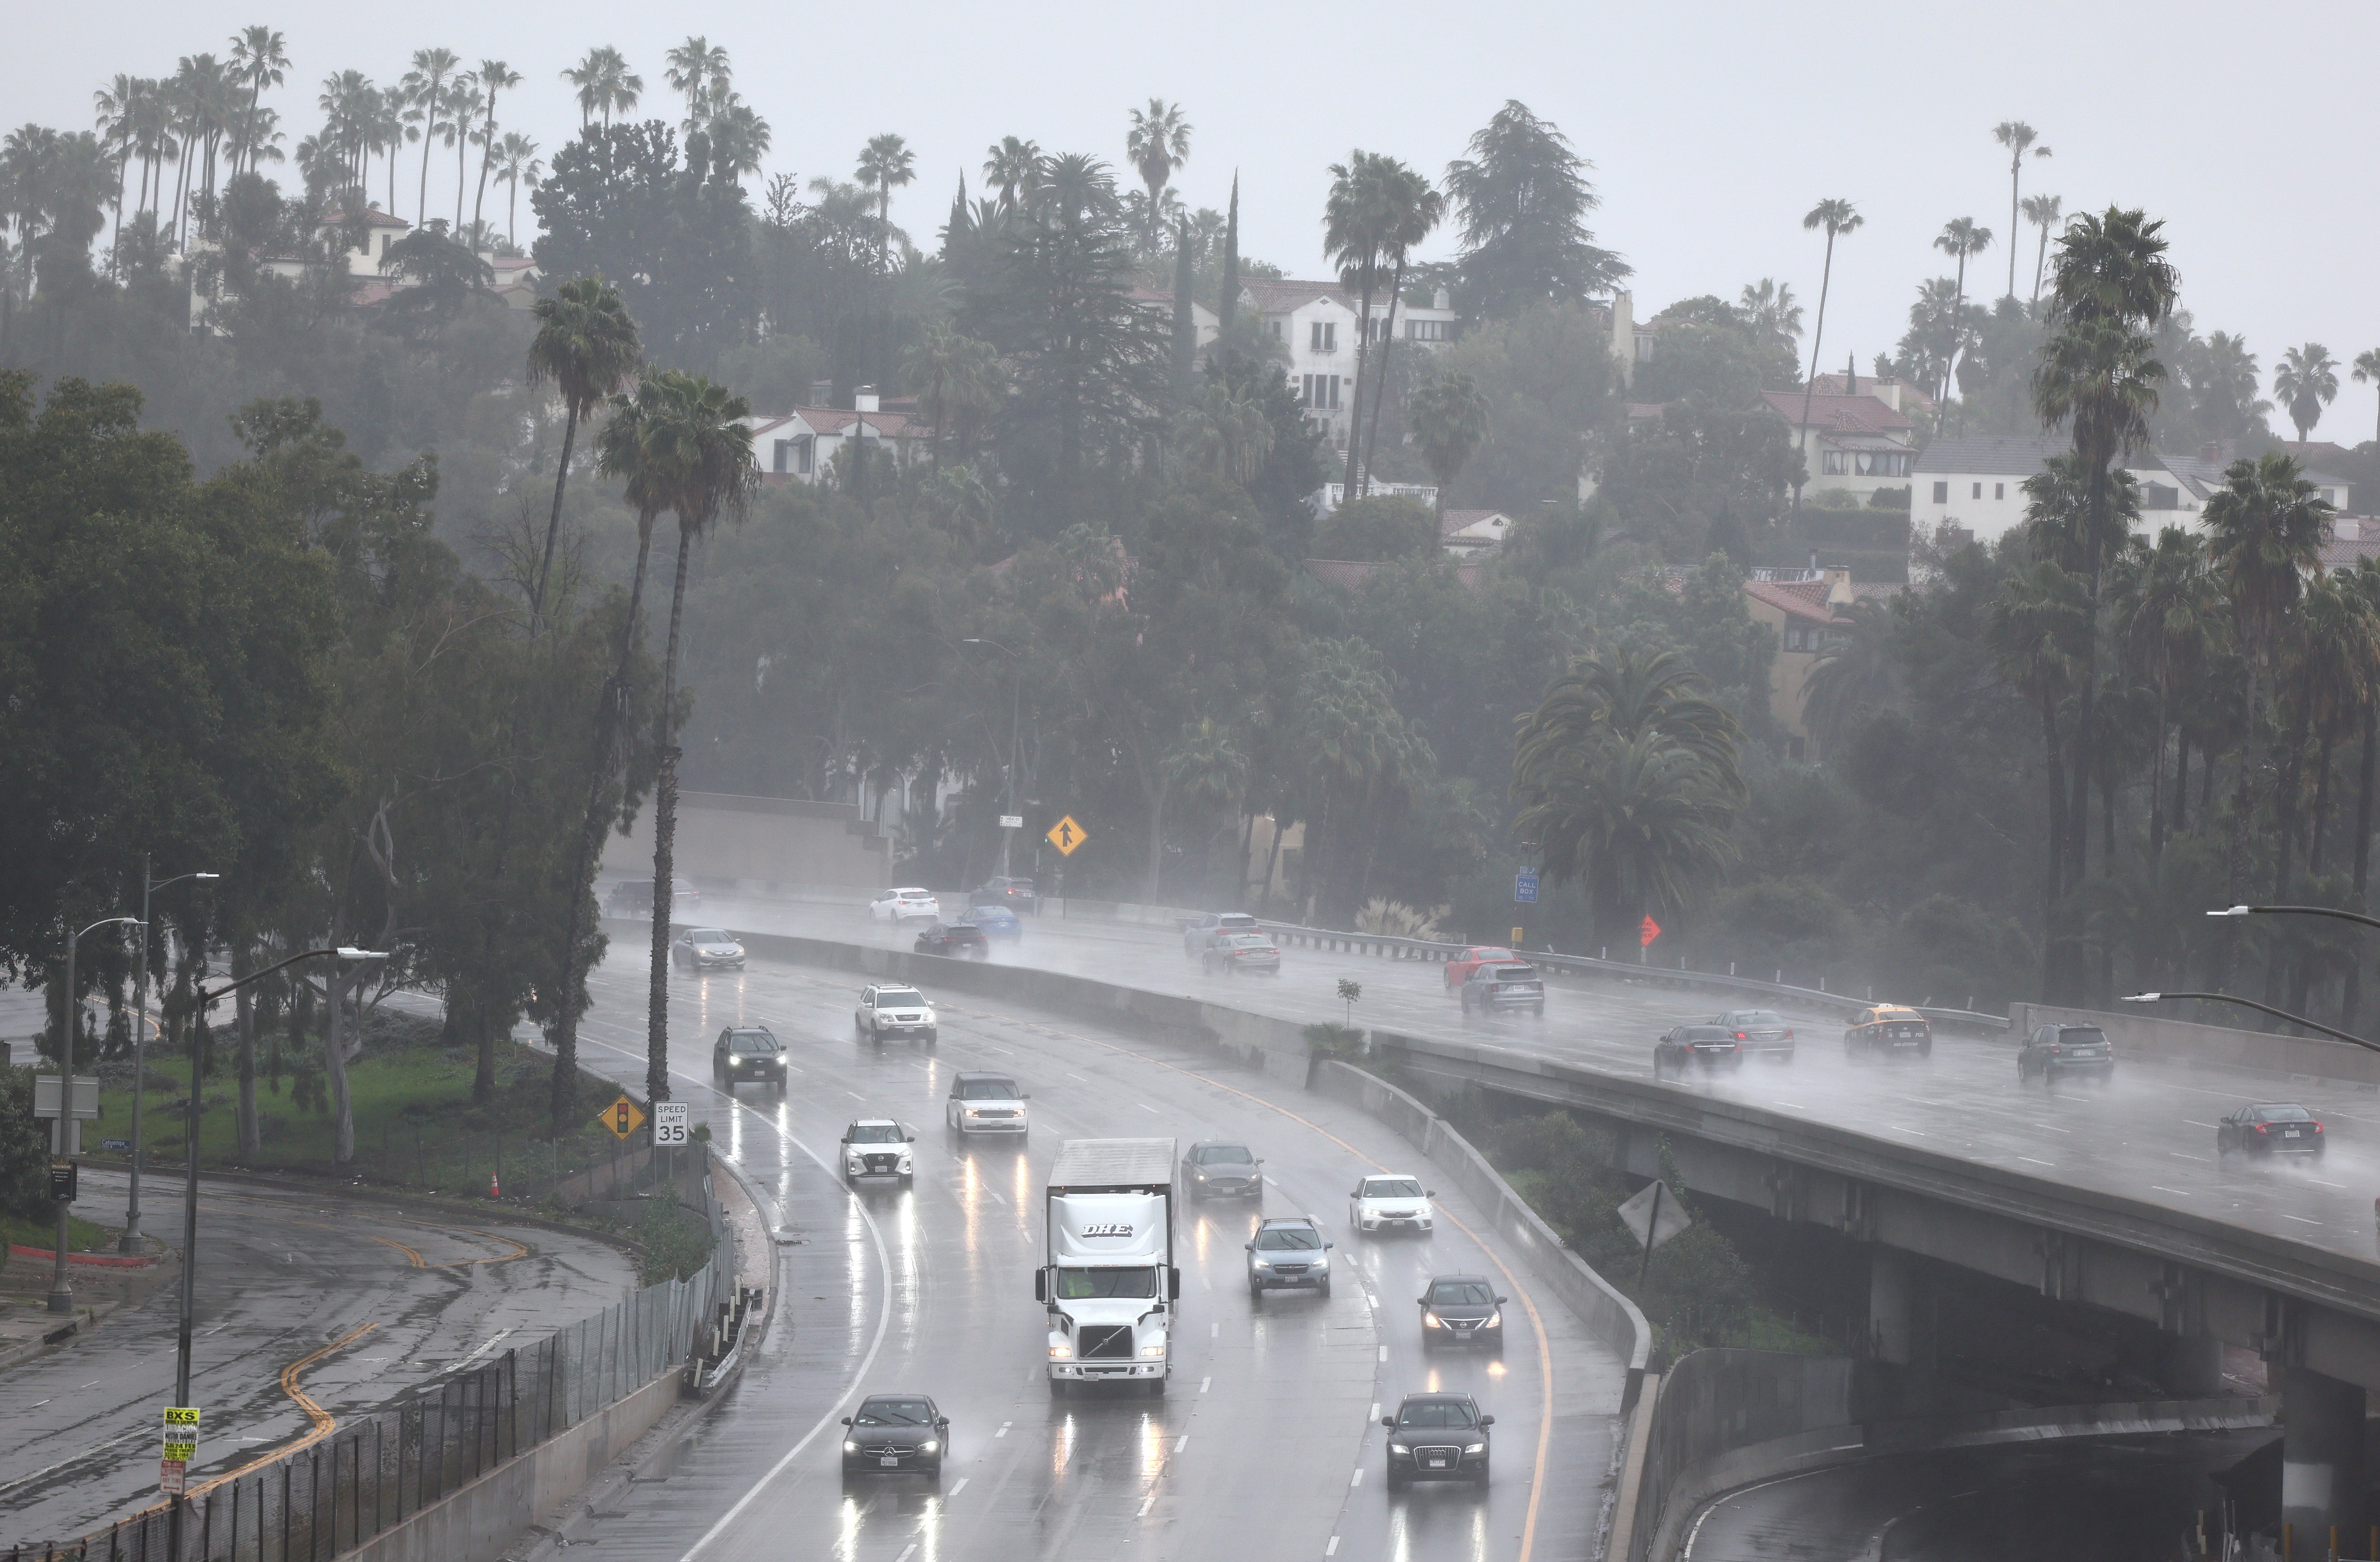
13,1175 -> 735,1562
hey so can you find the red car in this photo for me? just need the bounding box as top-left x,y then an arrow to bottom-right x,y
1444,947 -> 1516,991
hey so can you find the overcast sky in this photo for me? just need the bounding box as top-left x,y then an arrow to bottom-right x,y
16,0 -> 2380,445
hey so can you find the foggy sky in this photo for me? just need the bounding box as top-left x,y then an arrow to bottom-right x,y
14,0 -> 2380,448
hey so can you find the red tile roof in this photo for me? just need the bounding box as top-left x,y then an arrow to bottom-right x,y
1741,580 -> 1843,624
1439,508 -> 1512,539
1758,390 -> 1914,436
1805,373 -> 1936,412
1241,277 -> 1357,316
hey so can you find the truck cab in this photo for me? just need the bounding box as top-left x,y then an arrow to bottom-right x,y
1036,1138 -> 1180,1397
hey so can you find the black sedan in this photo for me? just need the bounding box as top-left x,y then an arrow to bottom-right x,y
2217,1103 -> 2325,1158
1654,1025 -> 1743,1077
1713,1008 -> 1795,1062
914,922 -> 990,959
1382,1394 -> 1493,1489
841,1394 -> 948,1478
1418,1274 -> 1506,1351
1183,1140 -> 1263,1200
712,1026 -> 787,1092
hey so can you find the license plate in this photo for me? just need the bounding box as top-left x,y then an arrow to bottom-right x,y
2284,1128 -> 2303,1137
1427,1459 -> 1447,1468
880,1456 -> 899,1467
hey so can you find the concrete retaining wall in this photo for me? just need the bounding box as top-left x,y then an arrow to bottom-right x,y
2011,1001 -> 2380,1090
605,792 -> 887,894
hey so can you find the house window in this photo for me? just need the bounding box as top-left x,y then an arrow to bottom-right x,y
1822,452 -> 1849,475
1972,482 -> 1983,500
1310,321 -> 1337,351
1298,375 -> 1342,410
772,440 -> 791,474
1406,319 -> 1450,342
1268,320 -> 1284,339
1932,481 -> 1950,504
1854,451 -> 1910,477
2142,482 -> 2180,510
1994,482 -> 2005,499
793,435 -> 813,474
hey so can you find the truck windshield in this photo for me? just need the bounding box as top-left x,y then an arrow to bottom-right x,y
1055,1268 -> 1160,1300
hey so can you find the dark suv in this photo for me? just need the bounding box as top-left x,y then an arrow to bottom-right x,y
2018,1023 -> 2115,1085
914,922 -> 990,959
1382,1394 -> 1493,1489
712,1026 -> 787,1092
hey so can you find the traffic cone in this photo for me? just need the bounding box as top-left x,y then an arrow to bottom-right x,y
487,1171 -> 500,1199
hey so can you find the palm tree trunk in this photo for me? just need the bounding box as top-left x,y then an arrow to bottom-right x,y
646,521 -> 697,1105
1794,233 -> 1836,513
2032,225 -> 2050,308
2007,159 -> 2020,301
2263,670 -> 2315,1006
2066,459 -> 2111,887
2171,727 -> 2189,833
1361,259 -> 1408,499
2039,685 -> 2068,1000
2150,689 -> 2170,861
2310,730 -> 2336,872
471,104 -> 497,243
455,123 -> 469,233
1234,808 -> 1256,910
532,399 -> 580,636
2344,704 -> 2376,1030
418,102 -> 438,227
1341,267 -> 1376,501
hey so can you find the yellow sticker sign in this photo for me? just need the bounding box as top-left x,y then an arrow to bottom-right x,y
598,1094 -> 646,1140
162,1406 -> 200,1463
1045,815 -> 1088,857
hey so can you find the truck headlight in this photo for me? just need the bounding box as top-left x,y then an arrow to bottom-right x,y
844,1440 -> 860,1453
1048,1343 -> 1072,1360
1140,1343 -> 1168,1357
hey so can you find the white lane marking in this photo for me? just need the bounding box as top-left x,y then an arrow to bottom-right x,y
1200,1376 -> 1211,1393
1211,1322 -> 1219,1339
1066,1073 -> 1088,1081
1370,1402 -> 1379,1421
0,1424 -> 149,1497
2017,1157 -> 2055,1167
1327,1539 -> 1341,1556
2309,1178 -> 2347,1189
26,1398 -> 48,1409
1138,1493 -> 1156,1517
2281,1214 -> 2323,1225
2184,1120 -> 2217,1128
1175,1434 -> 1188,1452
2171,1152 -> 2211,1162
77,1379 -> 98,1389
1138,1103 -> 1160,1114
895,1546 -> 917,1562
1378,1345 -> 1388,1362
1350,1468 -> 1365,1487
1888,1125 -> 1925,1136
986,1189 -> 1008,1207
1365,1293 -> 1377,1310
451,1328 -> 514,1372
1265,1176 -> 1280,1186
948,1477 -> 968,1496
845,1091 -> 862,1100
2151,1186 -> 2195,1197
2035,1124 -> 2071,1133
1774,1101 -> 1807,1110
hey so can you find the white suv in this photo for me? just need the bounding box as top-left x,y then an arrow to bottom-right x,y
1350,1174 -> 1436,1235
1183,911 -> 1260,956
869,888 -> 942,924
945,1072 -> 1029,1141
854,985 -> 938,1047
840,1119 -> 916,1186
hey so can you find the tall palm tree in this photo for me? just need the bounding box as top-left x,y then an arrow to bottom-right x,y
1932,218 -> 1993,401
1802,597 -> 1898,752
1408,371 -> 1488,518
633,372 -> 757,1104
2352,349 -> 2380,447
1125,99 -> 1191,248
228,27 -> 289,178
2340,559 -> 2380,1029
92,75 -> 141,250
982,136 -> 1043,210
856,133 -> 915,271
2274,343 -> 2340,444
493,132 -> 539,246
526,276 -> 641,635
2110,525 -> 2218,858
1359,159 -> 1444,495
1991,121 -> 2050,300
1989,558 -> 2091,974
1737,278 -> 1803,351
1323,151 -> 1396,505
445,75 -> 482,232
2021,193 -> 2063,308
401,48 -> 459,228
663,38 -> 730,120
1794,199 -> 1861,508
468,61 -> 520,247
902,320 -> 1001,469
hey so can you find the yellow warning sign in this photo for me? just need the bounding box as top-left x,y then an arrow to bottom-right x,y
1045,815 -> 1088,857
598,1094 -> 646,1140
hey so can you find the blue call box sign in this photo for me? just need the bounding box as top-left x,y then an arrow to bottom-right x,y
1514,872 -> 1540,904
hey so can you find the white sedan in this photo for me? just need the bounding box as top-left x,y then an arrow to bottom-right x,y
1349,1174 -> 1436,1235
868,888 -> 942,924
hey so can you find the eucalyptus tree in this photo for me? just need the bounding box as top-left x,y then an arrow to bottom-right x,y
526,275 -> 642,634
1794,199 -> 1861,507
2274,343 -> 2340,443
2021,192 -> 2062,307
468,60 -> 520,245
1990,121 -> 2049,299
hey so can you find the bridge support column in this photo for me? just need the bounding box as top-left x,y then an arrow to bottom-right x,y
1868,1250 -> 1934,1368
2283,1365 -> 2365,1546
2158,1334 -> 2224,1398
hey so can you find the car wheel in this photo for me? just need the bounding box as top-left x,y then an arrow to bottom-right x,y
854,1019 -> 866,1041
1474,1464 -> 1490,1488
1386,1470 -> 1404,1492
1531,1005 -> 1545,1019
1319,1279 -> 1331,1299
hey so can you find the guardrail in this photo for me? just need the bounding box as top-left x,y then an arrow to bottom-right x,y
16,1166 -> 736,1562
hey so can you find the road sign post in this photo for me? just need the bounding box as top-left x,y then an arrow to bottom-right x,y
653,1101 -> 689,1146
1638,913 -> 1661,965
1514,871 -> 1539,905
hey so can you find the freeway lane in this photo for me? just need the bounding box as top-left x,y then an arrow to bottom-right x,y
556,942 -> 1627,1562
671,891 -> 2380,1276
0,1169 -> 633,1549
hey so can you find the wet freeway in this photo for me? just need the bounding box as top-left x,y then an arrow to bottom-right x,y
550,937 -> 1629,1562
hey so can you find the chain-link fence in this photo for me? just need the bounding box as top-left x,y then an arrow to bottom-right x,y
13,1165 -> 735,1562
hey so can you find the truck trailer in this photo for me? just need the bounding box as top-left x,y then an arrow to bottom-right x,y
1036,1138 -> 1180,1396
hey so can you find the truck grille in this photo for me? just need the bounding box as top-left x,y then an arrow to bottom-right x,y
1077,1324 -> 1133,1359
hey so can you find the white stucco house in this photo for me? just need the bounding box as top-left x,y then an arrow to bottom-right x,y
1760,386 -> 1919,504
744,389 -> 931,487
1912,436 -> 2359,547
1238,277 -> 1461,448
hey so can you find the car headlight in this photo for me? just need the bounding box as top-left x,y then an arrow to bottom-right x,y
1464,1442 -> 1486,1454
919,1439 -> 939,1454
1389,1442 -> 1410,1455
1252,1259 -> 1272,1270
966,1107 -> 982,1117
844,1440 -> 860,1453
729,1054 -> 745,1065
1193,1171 -> 1207,1180
1485,1310 -> 1502,1327
1140,1343 -> 1167,1357
921,1010 -> 937,1025
1423,1311 -> 1442,1328
1048,1343 -> 1071,1359
897,1158 -> 913,1174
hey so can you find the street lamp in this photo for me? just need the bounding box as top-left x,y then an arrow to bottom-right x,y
2117,991 -> 2380,1055
2205,903 -> 2380,933
173,946 -> 388,1404
123,863 -> 220,1254
51,915 -> 145,1313
963,638 -> 1025,878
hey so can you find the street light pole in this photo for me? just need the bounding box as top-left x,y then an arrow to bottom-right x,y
2118,991 -> 2380,1054
52,915 -> 144,1313
2207,904 -> 2380,934
123,862 -> 218,1255
963,638 -> 1024,878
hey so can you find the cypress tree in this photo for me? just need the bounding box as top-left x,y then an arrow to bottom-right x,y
1172,217 -> 1197,404
1218,174 -> 1240,338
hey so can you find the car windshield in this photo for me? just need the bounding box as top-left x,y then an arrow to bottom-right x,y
1218,915 -> 1257,929
2254,1105 -> 2314,1122
1222,934 -> 1271,948
1428,1280 -> 1495,1306
1363,1179 -> 1425,1199
1729,1011 -> 1783,1026
958,1079 -> 1019,1101
1255,1226 -> 1323,1250
1489,965 -> 1538,981
2056,1028 -> 2109,1046
1055,1267 -> 1159,1300
1194,1145 -> 1253,1165
1397,1401 -> 1478,1430
853,1399 -> 934,1426
877,989 -> 925,1006
849,1123 -> 903,1144
726,1032 -> 778,1053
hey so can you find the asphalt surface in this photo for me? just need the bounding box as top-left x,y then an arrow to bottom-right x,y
0,1166 -> 635,1547
1676,1430 -> 2270,1561
553,938 -> 1629,1562
676,892 -> 2380,1271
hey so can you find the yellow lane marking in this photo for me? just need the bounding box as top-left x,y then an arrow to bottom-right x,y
941,1002 -> 1559,1562
126,1321 -> 379,1516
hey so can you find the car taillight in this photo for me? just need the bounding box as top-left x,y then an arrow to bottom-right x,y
2049,1044 -> 2061,1054
1733,1031 -> 1747,1040
2254,1124 -> 2270,1134
2314,1122 -> 2325,1133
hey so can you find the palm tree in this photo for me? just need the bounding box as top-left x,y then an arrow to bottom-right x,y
903,320 -> 1002,468
1358,159 -> 1445,495
1516,645 -> 1747,805
2021,193 -> 2063,308
562,47 -> 640,128
468,61 -> 519,247
1165,716 -> 1247,896
2340,558 -> 2380,1029
400,49 -> 458,228
493,132 -> 539,246
1932,218 -> 1993,400
228,27 -> 289,179
1795,199 -> 1862,508
92,75 -> 140,250
1802,597 -> 1898,752
444,75 -> 482,231
1991,121 -> 2050,300
853,132 -> 916,273
1989,558 -> 2091,972
1125,99 -> 1191,248
1323,152 -> 1397,504
2274,343 -> 2341,444
2110,525 -> 2218,858
983,136 -> 1043,210
526,276 -> 641,635
1408,371 -> 1488,517
633,372 -> 757,1104
663,38 -> 730,120
2352,349 -> 2380,447
1736,278 -> 1803,351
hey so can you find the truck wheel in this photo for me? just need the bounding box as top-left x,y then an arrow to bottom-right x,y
1049,1378 -> 1067,1399
1147,1376 -> 1167,1398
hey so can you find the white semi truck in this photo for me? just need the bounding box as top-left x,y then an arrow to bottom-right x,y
1036,1138 -> 1181,1397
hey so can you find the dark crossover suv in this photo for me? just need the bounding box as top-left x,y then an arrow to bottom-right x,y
1183,1141 -> 1263,1201
2017,1023 -> 2116,1085
840,1395 -> 948,1478
1654,1025 -> 1743,1077
1382,1394 -> 1493,1489
913,922 -> 990,959
2216,1103 -> 2325,1158
1418,1275 -> 1506,1351
712,1026 -> 787,1092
